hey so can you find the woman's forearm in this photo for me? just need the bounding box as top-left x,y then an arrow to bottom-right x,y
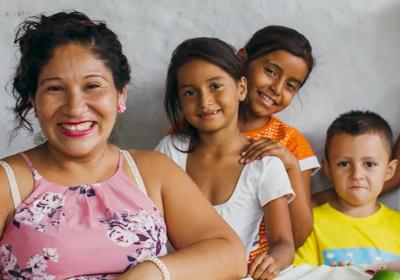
118,237 -> 247,280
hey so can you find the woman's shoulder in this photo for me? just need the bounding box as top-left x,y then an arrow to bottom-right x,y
126,149 -> 185,174
0,149 -> 36,235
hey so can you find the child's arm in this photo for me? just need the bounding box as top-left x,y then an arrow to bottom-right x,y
241,138 -> 313,248
248,196 -> 294,280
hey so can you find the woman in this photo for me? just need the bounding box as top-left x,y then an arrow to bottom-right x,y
0,11 -> 246,280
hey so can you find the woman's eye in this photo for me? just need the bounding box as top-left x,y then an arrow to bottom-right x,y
47,85 -> 64,92
86,83 -> 100,90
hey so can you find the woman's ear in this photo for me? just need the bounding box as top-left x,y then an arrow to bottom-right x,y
117,85 -> 128,105
29,97 -> 38,117
238,76 -> 247,102
237,48 -> 248,61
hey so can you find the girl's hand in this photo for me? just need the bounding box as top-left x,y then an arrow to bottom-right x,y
240,138 -> 298,171
248,253 -> 280,280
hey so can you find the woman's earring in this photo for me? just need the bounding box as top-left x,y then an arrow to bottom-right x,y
117,103 -> 126,113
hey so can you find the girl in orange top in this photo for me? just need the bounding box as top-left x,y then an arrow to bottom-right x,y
237,26 -> 320,261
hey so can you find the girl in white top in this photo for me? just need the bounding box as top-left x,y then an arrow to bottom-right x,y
156,37 -> 295,280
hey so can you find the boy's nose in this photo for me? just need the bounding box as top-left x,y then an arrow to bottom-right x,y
351,165 -> 365,180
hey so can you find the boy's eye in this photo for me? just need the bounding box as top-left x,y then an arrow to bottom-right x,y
337,161 -> 350,167
365,162 -> 377,168
210,83 -> 222,90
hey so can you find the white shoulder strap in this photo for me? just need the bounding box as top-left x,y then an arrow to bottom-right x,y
121,150 -> 148,196
0,160 -> 22,208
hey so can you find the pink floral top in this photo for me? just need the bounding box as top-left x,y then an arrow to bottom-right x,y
0,151 -> 167,280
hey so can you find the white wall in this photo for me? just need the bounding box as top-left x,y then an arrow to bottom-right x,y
1,0 -> 399,207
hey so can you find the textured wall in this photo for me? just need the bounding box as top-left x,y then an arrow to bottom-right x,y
0,0 -> 399,207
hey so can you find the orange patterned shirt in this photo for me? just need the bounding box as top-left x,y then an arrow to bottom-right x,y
243,116 -> 320,262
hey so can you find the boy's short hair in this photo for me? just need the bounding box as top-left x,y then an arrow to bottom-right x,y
325,110 -> 393,160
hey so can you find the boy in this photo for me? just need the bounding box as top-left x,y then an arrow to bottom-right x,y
295,110 -> 400,268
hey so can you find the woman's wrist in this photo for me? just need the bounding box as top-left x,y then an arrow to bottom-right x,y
143,256 -> 170,280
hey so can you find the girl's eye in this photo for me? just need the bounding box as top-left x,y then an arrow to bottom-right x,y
365,162 -> 377,168
337,161 -> 350,167
210,83 -> 222,90
182,89 -> 195,97
264,67 -> 277,77
286,82 -> 299,92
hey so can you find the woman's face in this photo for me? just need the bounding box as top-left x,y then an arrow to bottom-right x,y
33,43 -> 127,157
245,50 -> 309,119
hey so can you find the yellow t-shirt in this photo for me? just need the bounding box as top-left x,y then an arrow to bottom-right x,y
295,202 -> 400,267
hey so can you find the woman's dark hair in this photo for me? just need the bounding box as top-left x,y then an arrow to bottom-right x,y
164,37 -> 245,150
244,25 -> 314,85
12,10 -> 131,132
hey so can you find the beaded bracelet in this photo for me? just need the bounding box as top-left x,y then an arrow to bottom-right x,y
144,256 -> 170,280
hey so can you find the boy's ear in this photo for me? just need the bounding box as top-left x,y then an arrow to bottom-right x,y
384,159 -> 398,181
237,48 -> 248,61
322,159 -> 331,179
237,76 -> 247,102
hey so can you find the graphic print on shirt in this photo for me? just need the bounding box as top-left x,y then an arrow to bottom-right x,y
0,244 -> 58,279
13,192 -> 66,232
99,207 -> 168,268
323,248 -> 400,267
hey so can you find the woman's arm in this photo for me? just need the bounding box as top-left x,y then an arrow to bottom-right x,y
248,197 -> 294,280
0,155 -> 33,239
119,151 -> 247,280
0,166 -> 13,239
